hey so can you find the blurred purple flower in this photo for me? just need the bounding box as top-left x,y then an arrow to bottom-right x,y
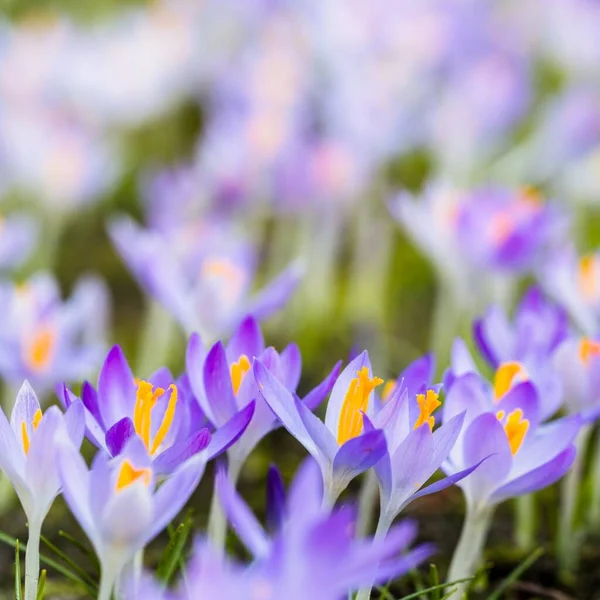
254,351 -> 386,506
108,215 -> 303,340
0,213 -> 38,271
0,273 -> 109,396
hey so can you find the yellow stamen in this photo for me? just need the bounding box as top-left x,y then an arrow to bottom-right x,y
381,380 -> 397,402
115,460 -> 151,491
337,367 -> 383,445
133,381 -> 178,455
201,257 -> 245,305
580,338 -> 600,365
497,408 -> 529,455
21,409 -> 43,455
414,390 -> 441,431
230,355 -> 251,395
579,255 -> 600,301
493,362 -> 529,401
26,327 -> 56,373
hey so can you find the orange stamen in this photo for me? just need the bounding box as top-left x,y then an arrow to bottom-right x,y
230,355 -> 251,395
26,327 -> 55,372
580,338 -> 600,365
381,380 -> 397,402
493,362 -> 529,401
579,255 -> 600,302
337,367 -> 383,445
115,460 -> 151,491
497,408 -> 529,455
414,390 -> 441,431
21,409 -> 43,455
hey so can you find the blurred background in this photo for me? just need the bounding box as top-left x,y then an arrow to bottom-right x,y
2,0 -> 600,596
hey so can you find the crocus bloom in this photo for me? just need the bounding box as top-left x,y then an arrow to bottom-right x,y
0,213 -> 38,271
0,381 -> 84,599
473,286 -> 568,367
186,316 -> 340,478
64,345 -> 252,475
538,246 -> 600,335
0,272 -> 109,396
211,458 -> 434,600
447,337 -> 563,422
254,351 -> 387,506
108,214 -> 303,340
57,436 -> 206,600
553,336 -> 600,420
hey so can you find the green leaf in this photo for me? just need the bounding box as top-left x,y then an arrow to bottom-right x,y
15,539 -> 21,600
36,570 -> 47,600
485,547 -> 544,600
0,529 -> 98,596
398,577 -> 475,600
58,530 -> 100,572
157,512 -> 193,584
429,564 -> 440,600
40,535 -> 98,590
374,585 -> 396,600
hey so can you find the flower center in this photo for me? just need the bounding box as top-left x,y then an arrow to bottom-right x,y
201,257 -> 246,307
115,460 -> 151,491
21,409 -> 42,455
580,338 -> 600,365
133,381 -> 178,455
579,255 -> 600,302
496,408 -> 529,455
25,327 -> 56,373
414,390 -> 441,431
337,366 -> 383,445
230,355 -> 251,395
493,361 -> 529,401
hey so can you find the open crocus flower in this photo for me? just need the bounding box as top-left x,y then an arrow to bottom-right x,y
0,381 -> 84,600
254,351 -> 387,506
212,458 -> 434,600
0,213 -> 38,271
443,371 -> 579,593
57,436 -> 206,600
186,316 -> 340,478
447,337 -> 563,422
63,345 -> 252,476
0,272 -> 109,397
553,337 -> 600,420
539,246 -> 600,335
365,383 -> 476,535
108,214 -> 303,340
473,287 -> 568,367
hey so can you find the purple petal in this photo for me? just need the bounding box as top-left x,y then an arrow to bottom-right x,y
266,465 -> 286,533
105,418 -> 136,457
185,333 -> 209,417
279,344 -> 302,391
226,316 -> 264,364
97,346 -> 136,427
496,382 -> 541,428
11,381 -> 41,437
473,318 -> 498,367
399,354 -> 435,398
216,467 -> 270,558
491,446 -> 576,504
203,342 -> 239,427
450,338 -> 478,377
153,429 -> 211,476
295,395 -> 338,463
333,429 -> 387,487
81,381 -> 104,428
302,361 -> 342,412
64,400 -> 85,448
287,458 -> 324,525
206,401 -> 255,460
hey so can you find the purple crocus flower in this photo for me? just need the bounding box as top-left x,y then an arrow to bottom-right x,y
57,436 -> 206,600
63,345 -> 252,476
211,458 -> 434,600
0,381 -> 84,599
186,316 -> 340,479
448,337 -> 563,422
553,337 -> 600,420
254,351 -> 387,506
0,213 -> 38,271
473,286 -> 569,367
108,214 -> 303,340
443,371 -> 579,591
0,272 -> 109,397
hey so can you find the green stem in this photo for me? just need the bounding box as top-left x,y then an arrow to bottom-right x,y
447,505 -> 495,599
588,427 -> 600,528
24,519 -> 41,600
558,424 -> 592,574
356,470 -> 379,538
207,459 -> 242,553
514,494 -> 536,551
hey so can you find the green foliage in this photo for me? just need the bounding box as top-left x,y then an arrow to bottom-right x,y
485,548 -> 544,600
36,570 -> 47,600
156,511 -> 194,585
15,539 -> 22,600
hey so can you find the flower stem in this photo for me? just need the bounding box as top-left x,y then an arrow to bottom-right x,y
135,300 -> 178,377
355,509 -> 395,600
207,459 -> 241,553
514,494 -> 536,551
357,470 -> 379,537
588,428 -> 600,528
446,505 -> 494,599
24,519 -> 41,600
558,424 -> 591,574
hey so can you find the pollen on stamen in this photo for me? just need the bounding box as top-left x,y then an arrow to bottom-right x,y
580,338 -> 600,365
493,361 -> 529,401
115,460 -> 152,491
230,355 -> 251,395
414,389 -> 441,431
498,408 -> 529,455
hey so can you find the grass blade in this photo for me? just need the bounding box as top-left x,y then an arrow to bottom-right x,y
15,539 -> 22,600
58,530 -> 100,571
157,514 -> 193,584
485,548 -> 544,600
40,535 -> 98,590
429,564 -> 440,600
398,577 -> 475,600
374,585 -> 396,600
36,570 -> 46,600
